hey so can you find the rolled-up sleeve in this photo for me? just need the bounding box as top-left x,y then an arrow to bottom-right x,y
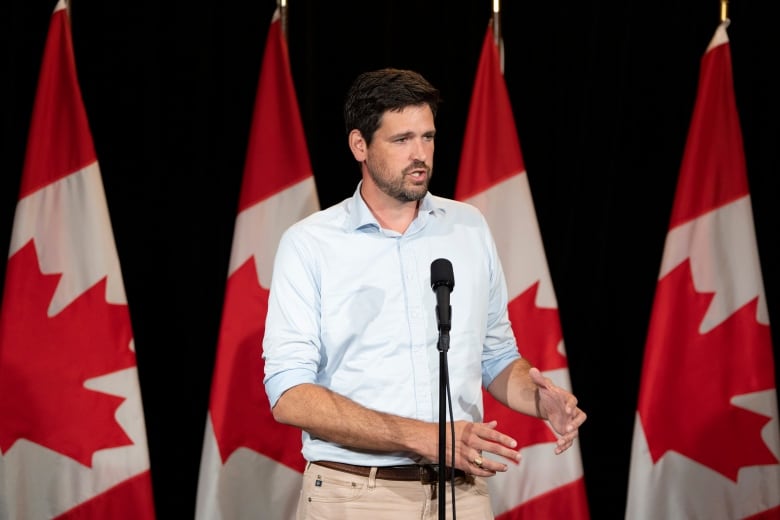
262,227 -> 322,407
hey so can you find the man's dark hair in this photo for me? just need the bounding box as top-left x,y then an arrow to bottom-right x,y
343,68 -> 441,145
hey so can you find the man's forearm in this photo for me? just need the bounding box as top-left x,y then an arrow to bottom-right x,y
272,382 -> 438,459
486,358 -> 541,418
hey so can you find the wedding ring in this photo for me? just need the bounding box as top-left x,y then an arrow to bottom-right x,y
473,455 -> 483,468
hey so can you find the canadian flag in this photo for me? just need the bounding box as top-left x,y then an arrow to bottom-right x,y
0,1 -> 156,518
194,8 -> 319,520
625,21 -> 780,519
455,22 -> 590,519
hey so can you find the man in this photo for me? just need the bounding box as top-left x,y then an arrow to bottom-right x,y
263,68 -> 586,519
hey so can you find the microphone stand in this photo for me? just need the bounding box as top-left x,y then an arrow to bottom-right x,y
430,259 -> 455,519
437,327 -> 450,520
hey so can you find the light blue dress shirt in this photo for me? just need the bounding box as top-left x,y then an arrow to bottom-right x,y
262,181 -> 521,466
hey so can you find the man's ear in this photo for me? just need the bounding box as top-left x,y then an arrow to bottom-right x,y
348,130 -> 367,161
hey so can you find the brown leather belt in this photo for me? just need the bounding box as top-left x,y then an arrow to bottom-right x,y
313,460 -> 468,484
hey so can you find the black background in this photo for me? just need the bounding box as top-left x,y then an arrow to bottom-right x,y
2,1 -> 778,518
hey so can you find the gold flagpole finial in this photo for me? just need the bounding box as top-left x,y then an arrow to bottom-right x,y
720,0 -> 729,22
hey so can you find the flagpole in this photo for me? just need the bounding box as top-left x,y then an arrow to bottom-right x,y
492,0 -> 504,74
720,0 -> 729,22
279,0 -> 287,40
492,0 -> 500,44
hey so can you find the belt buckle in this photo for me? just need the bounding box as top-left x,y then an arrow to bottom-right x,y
420,464 -> 437,484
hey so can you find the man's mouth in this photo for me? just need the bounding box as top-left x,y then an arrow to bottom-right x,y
404,162 -> 430,181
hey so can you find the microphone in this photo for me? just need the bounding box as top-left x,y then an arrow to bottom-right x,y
430,258 -> 454,332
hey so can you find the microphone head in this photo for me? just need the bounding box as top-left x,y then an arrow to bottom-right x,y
430,258 -> 454,291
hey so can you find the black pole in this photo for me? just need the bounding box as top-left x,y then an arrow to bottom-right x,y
430,258 -> 455,519
438,330 -> 449,519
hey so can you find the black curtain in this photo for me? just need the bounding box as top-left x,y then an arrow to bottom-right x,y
2,1 -> 778,518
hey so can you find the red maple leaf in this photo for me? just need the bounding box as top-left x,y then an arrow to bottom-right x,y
484,281 -> 566,447
0,240 -> 136,466
209,258 -> 305,471
639,260 -> 777,481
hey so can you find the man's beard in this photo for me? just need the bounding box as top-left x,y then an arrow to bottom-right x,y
367,159 -> 432,203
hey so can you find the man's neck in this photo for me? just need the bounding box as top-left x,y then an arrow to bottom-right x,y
360,181 -> 419,234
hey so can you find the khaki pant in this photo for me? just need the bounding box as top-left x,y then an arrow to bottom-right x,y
296,462 -> 494,519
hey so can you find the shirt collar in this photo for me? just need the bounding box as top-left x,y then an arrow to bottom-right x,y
346,180 -> 445,233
